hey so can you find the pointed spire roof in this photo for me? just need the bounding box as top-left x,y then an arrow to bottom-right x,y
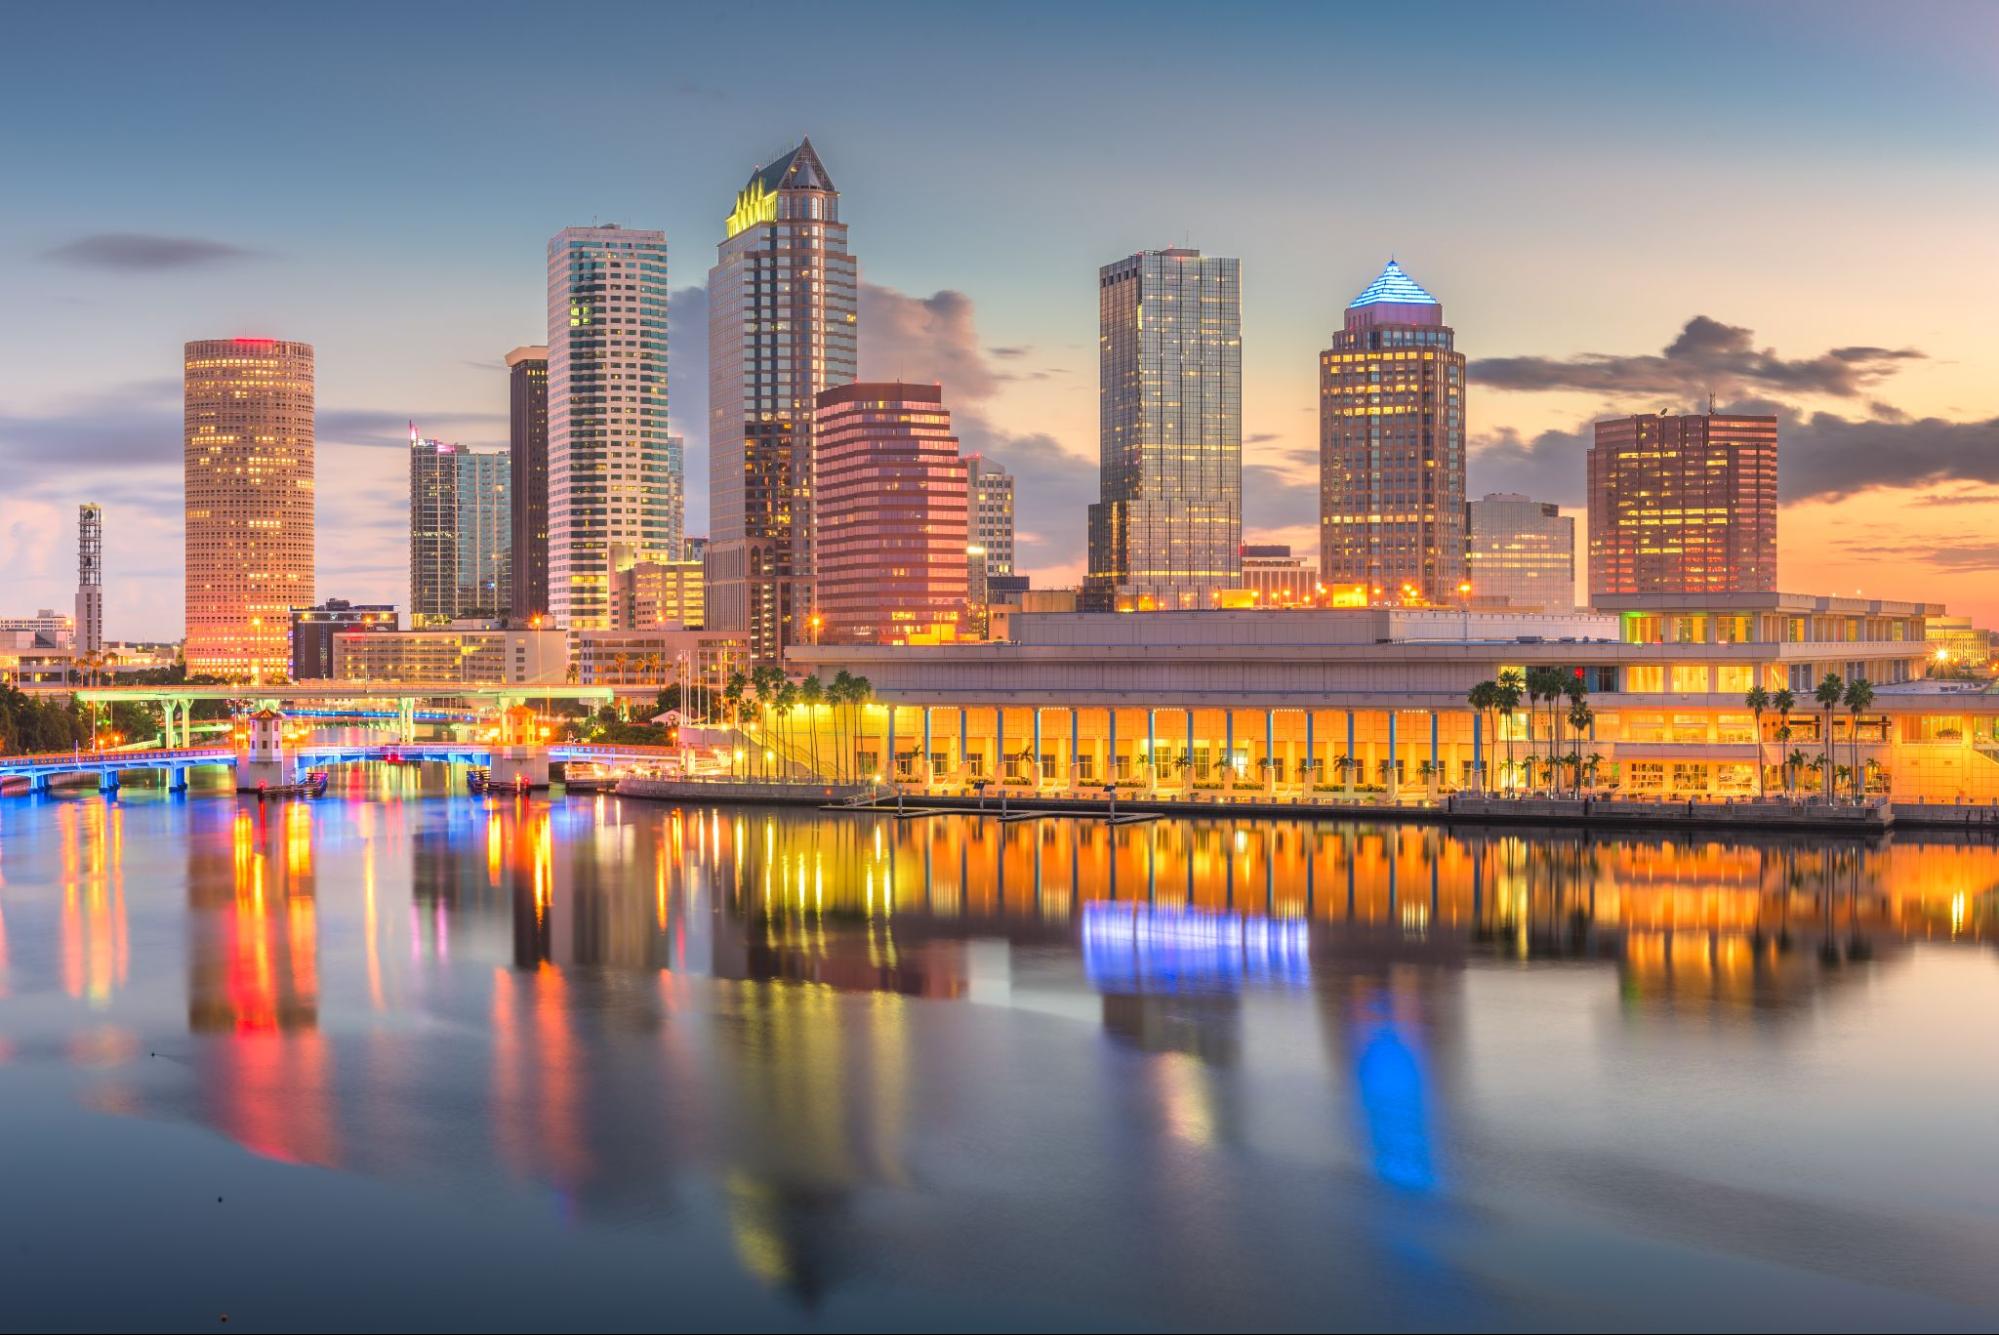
748,137 -> 835,195
1348,259 -> 1438,310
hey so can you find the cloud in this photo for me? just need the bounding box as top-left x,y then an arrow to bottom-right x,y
0,379 -> 182,471
988,345 -> 1031,360
1469,316 -> 1922,399
322,408 -> 504,450
43,232 -> 262,272
1469,403 -> 1999,508
859,285 -> 1001,401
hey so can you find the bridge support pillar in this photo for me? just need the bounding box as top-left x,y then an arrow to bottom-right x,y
169,766 -> 189,793
101,768 -> 120,794
490,747 -> 551,792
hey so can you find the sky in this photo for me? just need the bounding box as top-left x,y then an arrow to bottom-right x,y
1,0 -> 1995,640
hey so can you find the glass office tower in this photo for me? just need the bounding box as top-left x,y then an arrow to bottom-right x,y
1082,249 -> 1242,611
1318,260 -> 1467,605
707,139 -> 858,662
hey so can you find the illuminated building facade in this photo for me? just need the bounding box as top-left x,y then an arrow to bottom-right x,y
612,558 -> 705,630
332,622 -> 567,684
506,345 -> 549,621
814,383 -> 969,645
966,454 -> 1014,628
1318,260 -> 1466,605
75,503 -> 103,654
183,338 -> 315,681
575,626 -> 746,693
410,430 -> 511,624
1465,492 -> 1574,612
791,592 -> 1991,801
1083,249 -> 1242,611
1588,412 -> 1779,599
707,139 -> 858,661
288,599 -> 397,680
1226,545 -> 1318,608
546,225 -> 674,630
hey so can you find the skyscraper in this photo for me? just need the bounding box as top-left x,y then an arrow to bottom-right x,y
1588,411 -> 1778,598
966,454 -> 1015,626
410,427 -> 511,625
183,338 -> 314,681
75,503 -> 102,654
455,446 -> 511,615
707,139 -> 858,661
1465,492 -> 1574,612
505,344 -> 549,622
545,226 -> 673,630
814,383 -> 968,645
409,429 -> 458,626
1318,260 -> 1466,605
1082,249 -> 1241,612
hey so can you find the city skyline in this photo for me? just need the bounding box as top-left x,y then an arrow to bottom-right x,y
2,2 -> 1996,640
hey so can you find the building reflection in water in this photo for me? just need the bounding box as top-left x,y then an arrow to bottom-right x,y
184,799 -> 334,1167
112,787 -> 1999,1308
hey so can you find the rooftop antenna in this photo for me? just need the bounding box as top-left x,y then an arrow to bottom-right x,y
1707,388 -> 1716,415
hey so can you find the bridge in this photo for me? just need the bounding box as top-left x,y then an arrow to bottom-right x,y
0,738 -> 683,797
67,683 -> 617,747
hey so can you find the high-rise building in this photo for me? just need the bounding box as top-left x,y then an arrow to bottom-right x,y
1083,249 -> 1241,612
505,345 -> 549,621
546,225 -> 673,630
1588,412 -> 1779,599
1465,492 -> 1574,612
1318,260 -> 1467,605
965,455 -> 1014,626
409,429 -> 459,626
814,383 -> 969,645
289,599 -> 397,680
707,139 -> 858,661
183,338 -> 314,681
75,503 -> 102,654
411,428 -> 511,624
456,447 -> 511,615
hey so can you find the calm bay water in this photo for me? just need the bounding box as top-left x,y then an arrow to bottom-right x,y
2,768 -> 1997,1331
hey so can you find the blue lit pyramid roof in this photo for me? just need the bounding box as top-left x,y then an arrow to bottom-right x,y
1348,259 -> 1438,309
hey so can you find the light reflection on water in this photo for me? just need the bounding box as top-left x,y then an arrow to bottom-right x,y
1,767 -> 1998,1331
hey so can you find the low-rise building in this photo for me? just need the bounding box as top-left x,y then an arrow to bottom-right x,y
290,599 -> 398,680
785,592 -> 1999,801
331,621 -> 567,685
574,627 -> 749,697
612,560 -> 704,631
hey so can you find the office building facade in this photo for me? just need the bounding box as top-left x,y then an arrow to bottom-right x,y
1589,412 -> 1779,599
183,338 -> 315,681
707,139 -> 858,660
1465,492 -> 1574,612
546,225 -> 674,630
1083,249 -> 1242,611
505,345 -> 549,621
1318,260 -> 1466,605
290,599 -> 397,680
612,559 -> 705,631
814,383 -> 969,645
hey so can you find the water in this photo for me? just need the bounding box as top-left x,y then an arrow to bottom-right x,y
2,768 -> 1997,1331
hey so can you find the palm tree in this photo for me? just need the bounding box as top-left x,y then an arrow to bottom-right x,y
723,671 -> 748,777
1495,669 -> 1524,793
1843,676 -> 1875,800
1772,687 -> 1796,796
1744,685 -> 1770,797
774,680 -> 798,780
798,674 -> 824,778
828,670 -> 855,781
1466,680 -> 1498,792
1787,747 -> 1810,796
849,675 -> 873,779
612,652 -> 630,688
1521,668 -> 1548,791
1814,673 -> 1844,801
1566,697 -> 1594,795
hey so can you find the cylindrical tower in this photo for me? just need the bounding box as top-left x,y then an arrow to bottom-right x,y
183,338 -> 315,682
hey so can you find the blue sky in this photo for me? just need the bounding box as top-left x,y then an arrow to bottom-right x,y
3,1 -> 1996,637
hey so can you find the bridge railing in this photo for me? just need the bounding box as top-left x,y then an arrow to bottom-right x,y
0,745 -> 234,769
